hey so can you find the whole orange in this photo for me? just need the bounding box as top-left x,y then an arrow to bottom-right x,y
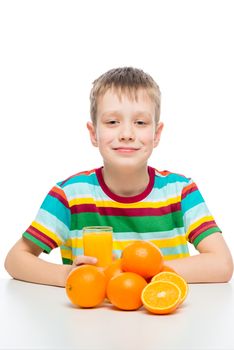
65,265 -> 106,308
161,265 -> 176,273
121,241 -> 163,278
104,258 -> 123,282
107,272 -> 147,311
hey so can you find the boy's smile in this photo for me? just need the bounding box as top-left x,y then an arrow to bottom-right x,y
87,88 -> 163,174
113,146 -> 140,154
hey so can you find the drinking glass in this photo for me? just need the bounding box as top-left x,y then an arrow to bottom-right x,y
83,226 -> 113,267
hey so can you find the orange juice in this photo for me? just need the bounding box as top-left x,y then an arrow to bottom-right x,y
83,226 -> 113,267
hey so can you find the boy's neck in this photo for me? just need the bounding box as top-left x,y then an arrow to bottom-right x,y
101,165 -> 150,197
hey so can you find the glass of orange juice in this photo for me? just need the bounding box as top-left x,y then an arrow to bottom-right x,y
83,226 -> 113,267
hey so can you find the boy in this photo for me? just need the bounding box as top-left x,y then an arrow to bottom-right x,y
4,67 -> 233,286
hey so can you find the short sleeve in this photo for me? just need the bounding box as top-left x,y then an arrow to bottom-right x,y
22,184 -> 71,253
181,178 -> 222,248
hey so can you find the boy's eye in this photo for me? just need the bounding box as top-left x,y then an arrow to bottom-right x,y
106,120 -> 119,125
135,120 -> 147,125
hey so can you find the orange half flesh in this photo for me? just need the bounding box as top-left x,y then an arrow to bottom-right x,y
151,272 -> 188,303
141,281 -> 181,314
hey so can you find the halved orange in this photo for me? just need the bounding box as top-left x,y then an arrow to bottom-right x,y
141,280 -> 181,314
151,271 -> 188,303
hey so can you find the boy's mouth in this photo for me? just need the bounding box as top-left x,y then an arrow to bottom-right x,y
113,147 -> 139,153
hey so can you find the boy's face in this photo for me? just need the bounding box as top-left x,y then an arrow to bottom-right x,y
87,88 -> 163,171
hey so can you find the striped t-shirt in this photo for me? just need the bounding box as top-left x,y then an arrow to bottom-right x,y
23,166 -> 221,264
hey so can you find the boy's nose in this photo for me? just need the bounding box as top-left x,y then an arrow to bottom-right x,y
118,124 -> 135,141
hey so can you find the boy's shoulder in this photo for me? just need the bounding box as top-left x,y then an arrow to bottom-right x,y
57,168 -> 98,188
152,166 -> 192,185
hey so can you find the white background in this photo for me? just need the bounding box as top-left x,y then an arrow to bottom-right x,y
0,0 -> 233,278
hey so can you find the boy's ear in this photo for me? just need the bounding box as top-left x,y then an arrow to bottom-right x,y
87,121 -> 98,147
153,122 -> 164,148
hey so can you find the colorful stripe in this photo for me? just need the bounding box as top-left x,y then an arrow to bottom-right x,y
69,196 -> 181,209
48,186 -> 69,208
70,203 -> 181,216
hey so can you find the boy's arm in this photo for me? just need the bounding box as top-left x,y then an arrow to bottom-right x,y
4,237 -> 97,287
165,233 -> 233,283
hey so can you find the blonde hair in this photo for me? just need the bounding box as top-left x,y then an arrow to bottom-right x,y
90,67 -> 161,125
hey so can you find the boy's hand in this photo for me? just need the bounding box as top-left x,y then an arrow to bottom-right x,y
72,255 -> 98,267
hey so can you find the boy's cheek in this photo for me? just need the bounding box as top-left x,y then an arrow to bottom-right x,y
96,132 -> 115,145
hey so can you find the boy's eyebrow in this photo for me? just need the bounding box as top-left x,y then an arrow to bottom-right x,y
100,111 -> 152,118
100,111 -> 121,118
134,111 -> 152,118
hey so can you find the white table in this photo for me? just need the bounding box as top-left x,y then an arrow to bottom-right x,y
0,278 -> 233,350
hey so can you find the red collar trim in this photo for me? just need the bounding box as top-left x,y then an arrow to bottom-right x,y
95,166 -> 155,203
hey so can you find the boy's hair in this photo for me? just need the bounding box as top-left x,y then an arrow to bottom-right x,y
90,67 -> 161,126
